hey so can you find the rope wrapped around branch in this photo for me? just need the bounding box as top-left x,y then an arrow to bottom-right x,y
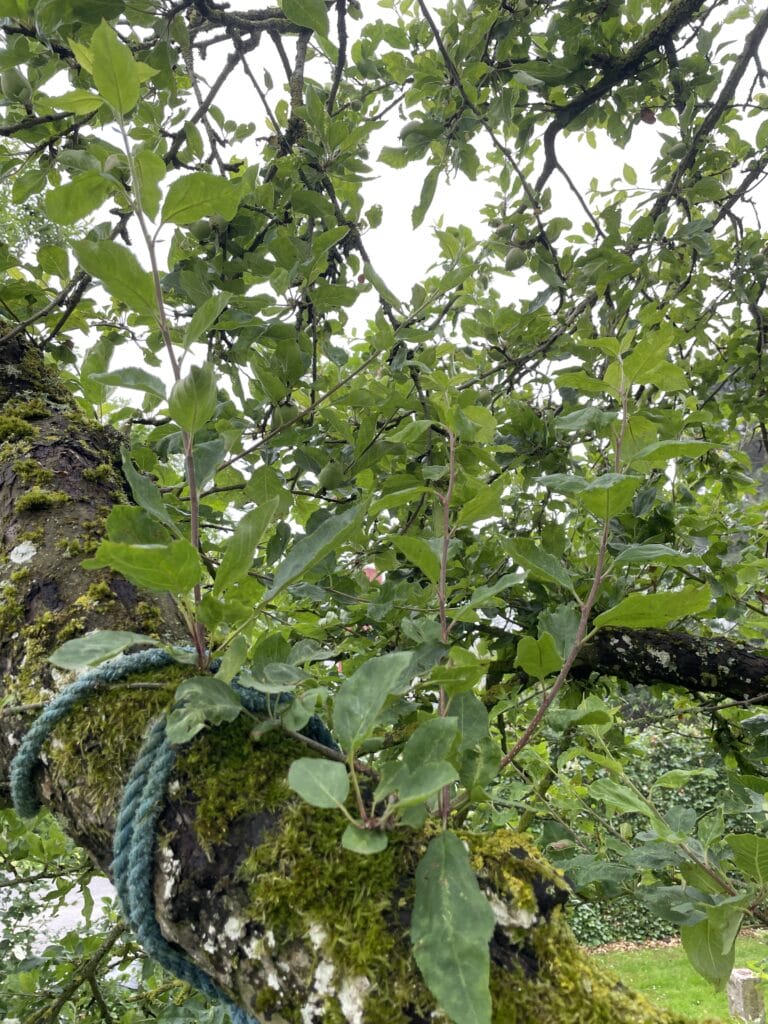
10,647 -> 337,1024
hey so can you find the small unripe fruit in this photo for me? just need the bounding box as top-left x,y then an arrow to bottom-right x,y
190,219 -> 212,241
271,404 -> 296,431
104,153 -> 128,182
505,246 -> 526,271
1,68 -> 31,107
318,462 -> 345,489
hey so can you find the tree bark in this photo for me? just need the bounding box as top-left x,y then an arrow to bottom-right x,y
573,628 -> 768,702
0,340 -> 718,1024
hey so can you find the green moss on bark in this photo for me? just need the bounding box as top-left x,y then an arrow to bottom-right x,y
174,718 -> 300,850
12,458 -> 55,486
0,415 -> 36,442
485,910 -> 718,1024
170,720 -> 705,1024
47,667 -> 182,820
15,487 -> 71,513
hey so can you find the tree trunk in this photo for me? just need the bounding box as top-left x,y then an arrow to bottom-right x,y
0,340 -> 717,1024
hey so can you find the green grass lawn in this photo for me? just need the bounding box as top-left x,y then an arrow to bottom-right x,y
592,935 -> 768,1021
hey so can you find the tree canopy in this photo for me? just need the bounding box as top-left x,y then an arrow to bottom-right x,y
2,0 -> 768,1022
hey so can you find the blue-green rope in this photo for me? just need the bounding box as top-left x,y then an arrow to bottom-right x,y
10,647 -> 174,819
10,648 -> 335,1024
113,711 -> 255,1024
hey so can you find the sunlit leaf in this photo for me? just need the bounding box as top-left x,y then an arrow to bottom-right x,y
91,19 -> 140,114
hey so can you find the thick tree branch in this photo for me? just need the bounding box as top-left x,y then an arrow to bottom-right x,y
572,627 -> 768,702
649,6 -> 768,220
536,0 -> 709,192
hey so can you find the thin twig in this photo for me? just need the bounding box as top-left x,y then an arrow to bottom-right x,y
327,0 -> 347,115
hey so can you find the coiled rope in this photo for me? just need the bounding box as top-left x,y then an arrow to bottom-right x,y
10,647 -> 336,1024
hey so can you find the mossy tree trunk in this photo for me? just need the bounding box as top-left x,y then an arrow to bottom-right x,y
0,340 -> 720,1023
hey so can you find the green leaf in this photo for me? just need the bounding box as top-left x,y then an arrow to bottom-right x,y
628,440 -> 711,469
266,505 -> 359,599
456,478 -> 505,527
168,363 -> 218,433
507,538 -> 575,592
370,486 -> 430,515
333,651 -> 415,753
644,362 -> 690,392
51,88 -> 104,114
49,630 -> 160,669
192,437 -> 227,491
431,660 -> 486,696
91,19 -> 140,114
623,163 -> 637,185
237,665 -> 302,694
375,718 -> 460,807
363,260 -> 402,309
161,172 -> 239,225
213,499 -> 278,596
554,406 -> 616,433
166,676 -> 243,744
725,833 -> 768,884
653,768 -> 716,790
612,544 -> 699,568
215,635 -> 249,683
577,474 -> 641,518
67,36 -> 94,74
263,662 -> 308,687
698,808 -> 725,850
402,717 -> 459,768
681,907 -> 741,990
413,165 -> 439,228
537,605 -> 580,658
341,824 -> 389,855
555,369 -> 618,398
538,473 -> 640,516
549,694 -> 613,729
589,779 -> 655,818
288,757 -> 349,809
448,692 -> 490,751
90,367 -> 167,399
387,761 -> 458,808
82,539 -> 202,595
45,171 -> 111,224
279,0 -> 329,36
311,225 -> 349,257
450,406 -> 496,443
184,292 -> 231,346
593,585 -> 711,629
120,449 -> 178,533
514,633 -> 563,680
39,244 -> 70,280
620,332 -> 670,384
105,506 -> 171,545
391,535 -> 441,585
411,832 -> 494,1024
466,573 -> 524,608
72,239 -> 156,317
387,419 -> 434,443
458,737 -> 501,797
133,147 -> 166,220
